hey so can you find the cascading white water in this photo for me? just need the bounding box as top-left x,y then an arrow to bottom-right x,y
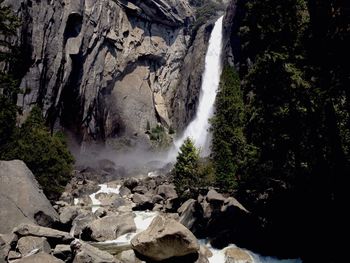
171,16 -> 224,158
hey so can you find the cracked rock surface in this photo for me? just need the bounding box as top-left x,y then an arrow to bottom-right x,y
5,0 -> 213,147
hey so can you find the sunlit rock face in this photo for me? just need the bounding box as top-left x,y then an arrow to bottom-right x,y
6,0 -> 214,147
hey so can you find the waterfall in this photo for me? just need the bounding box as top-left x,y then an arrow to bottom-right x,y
171,16 -> 224,159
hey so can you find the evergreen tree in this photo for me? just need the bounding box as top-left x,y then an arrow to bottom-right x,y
4,106 -> 74,199
174,137 -> 200,199
217,0 -> 349,260
211,65 -> 251,191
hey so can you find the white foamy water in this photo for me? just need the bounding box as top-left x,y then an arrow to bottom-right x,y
102,211 -> 158,245
169,16 -> 224,159
89,184 -> 121,213
134,211 -> 158,231
200,240 -> 302,263
87,185 -> 301,262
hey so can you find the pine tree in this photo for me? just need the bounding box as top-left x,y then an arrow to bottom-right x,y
211,65 -> 251,191
174,137 -> 200,199
4,106 -> 74,199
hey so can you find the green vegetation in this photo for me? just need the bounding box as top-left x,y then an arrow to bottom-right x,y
149,124 -> 166,142
208,0 -> 348,259
173,138 -> 200,199
211,65 -> 256,191
147,124 -> 174,149
209,0 -> 349,198
0,3 -> 74,200
191,0 -> 225,31
2,107 -> 74,199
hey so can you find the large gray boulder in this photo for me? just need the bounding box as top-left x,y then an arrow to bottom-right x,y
132,193 -> 153,210
0,160 -> 59,234
131,215 -> 199,261
71,240 -> 119,263
59,206 -> 80,225
14,224 -> 74,243
82,214 -> 136,242
16,236 -> 51,256
178,199 -> 197,229
156,184 -> 178,200
70,210 -> 97,238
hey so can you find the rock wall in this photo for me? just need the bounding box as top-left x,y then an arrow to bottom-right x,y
5,0 -> 214,148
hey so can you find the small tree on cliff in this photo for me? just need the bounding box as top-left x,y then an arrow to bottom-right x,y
174,137 -> 200,199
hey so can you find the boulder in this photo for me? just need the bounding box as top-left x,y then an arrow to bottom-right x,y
200,245 -> 213,259
53,244 -> 72,261
123,178 -> 139,190
206,190 -> 225,203
152,204 -> 163,212
164,197 -> 180,212
15,252 -> 64,263
8,251 -> 21,261
0,233 -> 17,262
0,160 -> 59,234
156,184 -> 177,199
132,186 -> 148,194
94,208 -> 107,218
59,206 -> 79,225
17,236 -> 51,256
225,247 -> 253,263
222,197 -> 249,214
112,197 -> 127,208
71,240 -> 118,263
83,214 -> 136,242
118,249 -> 143,263
201,199 -> 213,219
132,193 -> 153,210
14,224 -> 74,243
131,215 -> 199,261
146,179 -> 157,190
178,199 -> 197,229
119,186 -> 131,197
70,210 -> 97,237
151,195 -> 164,204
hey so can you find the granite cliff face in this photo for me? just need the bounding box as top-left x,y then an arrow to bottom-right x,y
5,0 -> 215,148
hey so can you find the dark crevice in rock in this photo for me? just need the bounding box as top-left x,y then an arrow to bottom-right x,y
64,13 -> 83,40
59,53 -> 85,137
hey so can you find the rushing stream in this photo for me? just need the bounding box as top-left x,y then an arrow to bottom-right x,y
86,184 -> 301,263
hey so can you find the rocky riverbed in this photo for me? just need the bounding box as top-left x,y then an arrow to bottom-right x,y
0,160 -> 301,263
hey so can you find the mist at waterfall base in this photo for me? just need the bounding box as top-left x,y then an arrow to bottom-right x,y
71,16 -> 224,170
